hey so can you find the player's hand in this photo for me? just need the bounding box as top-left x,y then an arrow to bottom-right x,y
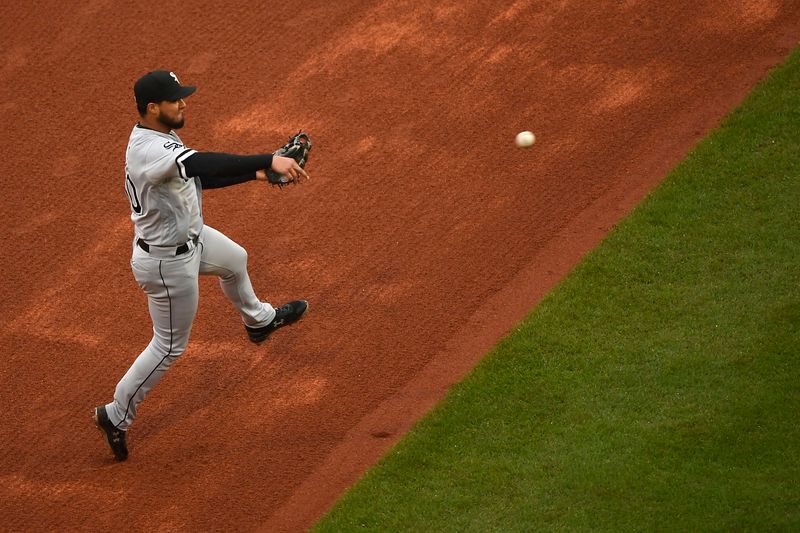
271,155 -> 310,182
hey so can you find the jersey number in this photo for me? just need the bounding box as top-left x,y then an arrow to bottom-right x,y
125,173 -> 142,214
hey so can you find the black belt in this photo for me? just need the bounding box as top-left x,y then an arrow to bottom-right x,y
137,236 -> 198,256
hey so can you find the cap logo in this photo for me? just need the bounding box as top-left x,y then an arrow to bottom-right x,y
169,72 -> 180,84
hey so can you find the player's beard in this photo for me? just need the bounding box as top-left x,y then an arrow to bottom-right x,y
158,110 -> 185,130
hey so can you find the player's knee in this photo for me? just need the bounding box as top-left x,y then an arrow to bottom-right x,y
151,333 -> 190,358
228,244 -> 248,273
213,243 -> 248,281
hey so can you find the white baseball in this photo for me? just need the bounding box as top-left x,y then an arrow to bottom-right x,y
515,130 -> 535,148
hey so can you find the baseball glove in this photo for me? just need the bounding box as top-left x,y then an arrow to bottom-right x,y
267,131 -> 312,187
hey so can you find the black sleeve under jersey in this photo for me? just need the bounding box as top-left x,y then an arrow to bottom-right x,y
199,172 -> 258,189
179,151 -> 273,188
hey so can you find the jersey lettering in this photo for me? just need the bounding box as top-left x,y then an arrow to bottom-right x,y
164,141 -> 184,151
126,125 -> 201,244
125,173 -> 142,214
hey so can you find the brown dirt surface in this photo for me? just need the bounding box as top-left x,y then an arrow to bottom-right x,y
1,1 -> 798,531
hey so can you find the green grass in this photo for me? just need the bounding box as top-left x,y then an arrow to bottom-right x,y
313,47 -> 800,532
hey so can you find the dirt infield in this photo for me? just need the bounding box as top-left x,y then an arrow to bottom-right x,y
1,1 -> 798,531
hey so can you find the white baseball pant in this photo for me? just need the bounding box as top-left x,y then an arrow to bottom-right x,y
105,225 -> 275,430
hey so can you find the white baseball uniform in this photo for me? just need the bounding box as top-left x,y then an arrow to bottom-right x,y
105,124 -> 275,430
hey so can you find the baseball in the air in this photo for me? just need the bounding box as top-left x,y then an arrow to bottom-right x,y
515,130 -> 536,148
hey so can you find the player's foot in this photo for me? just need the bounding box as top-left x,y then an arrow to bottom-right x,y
93,405 -> 128,461
245,299 -> 309,344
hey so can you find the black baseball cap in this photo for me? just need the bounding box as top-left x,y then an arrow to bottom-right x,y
134,70 -> 196,107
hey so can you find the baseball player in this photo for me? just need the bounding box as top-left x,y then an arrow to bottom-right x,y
93,70 -> 310,461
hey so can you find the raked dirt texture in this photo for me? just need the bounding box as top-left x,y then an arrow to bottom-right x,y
0,1 -> 798,531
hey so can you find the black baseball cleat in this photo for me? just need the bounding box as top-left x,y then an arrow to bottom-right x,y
93,405 -> 128,461
245,300 -> 308,344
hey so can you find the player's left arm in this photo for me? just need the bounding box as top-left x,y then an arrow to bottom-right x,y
180,151 -> 305,189
197,171 -> 257,189
179,151 -> 271,186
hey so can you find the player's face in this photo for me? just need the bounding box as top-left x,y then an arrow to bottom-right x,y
157,98 -> 186,130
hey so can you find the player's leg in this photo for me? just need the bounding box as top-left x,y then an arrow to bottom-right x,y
197,224 -> 275,326
105,249 -> 200,430
198,225 -> 307,343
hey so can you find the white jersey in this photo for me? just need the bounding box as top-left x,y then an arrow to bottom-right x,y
124,125 -> 203,246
